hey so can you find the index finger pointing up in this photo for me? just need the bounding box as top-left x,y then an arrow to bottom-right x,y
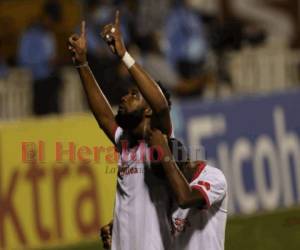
115,10 -> 120,26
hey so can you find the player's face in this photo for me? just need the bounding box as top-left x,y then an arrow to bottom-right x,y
118,87 -> 146,114
115,87 -> 148,129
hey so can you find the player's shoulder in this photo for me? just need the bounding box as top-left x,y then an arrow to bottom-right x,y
192,162 -> 227,189
205,164 -> 227,190
205,164 -> 225,178
192,161 -> 225,178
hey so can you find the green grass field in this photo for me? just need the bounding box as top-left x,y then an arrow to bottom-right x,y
48,206 -> 300,250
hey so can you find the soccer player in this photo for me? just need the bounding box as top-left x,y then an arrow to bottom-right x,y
68,11 -> 173,250
148,129 -> 228,250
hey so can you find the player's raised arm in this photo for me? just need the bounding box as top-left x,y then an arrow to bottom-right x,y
68,21 -> 117,143
100,11 -> 172,136
148,130 -> 207,209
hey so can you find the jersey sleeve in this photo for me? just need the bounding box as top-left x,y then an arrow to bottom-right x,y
190,166 -> 227,208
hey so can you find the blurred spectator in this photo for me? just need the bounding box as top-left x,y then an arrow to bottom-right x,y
83,0 -> 133,105
84,0 -> 115,57
165,0 -> 208,73
140,33 -> 179,91
18,0 -> 62,115
136,0 -> 170,37
163,0 -> 210,97
230,0 -> 292,47
138,31 -> 212,98
207,5 -> 266,87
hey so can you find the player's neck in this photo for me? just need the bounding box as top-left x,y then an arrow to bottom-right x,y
130,119 -> 151,141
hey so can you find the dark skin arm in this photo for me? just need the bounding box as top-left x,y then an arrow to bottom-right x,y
68,21 -> 117,144
100,11 -> 172,135
148,130 -> 206,209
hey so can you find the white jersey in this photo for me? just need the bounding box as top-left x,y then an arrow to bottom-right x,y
111,127 -> 172,250
170,162 -> 228,250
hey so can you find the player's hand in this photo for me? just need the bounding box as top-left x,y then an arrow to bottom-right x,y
68,21 -> 87,65
100,10 -> 126,58
100,222 -> 113,249
148,129 -> 168,147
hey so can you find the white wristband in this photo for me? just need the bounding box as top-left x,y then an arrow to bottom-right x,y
122,52 -> 135,69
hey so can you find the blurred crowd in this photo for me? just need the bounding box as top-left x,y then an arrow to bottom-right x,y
1,0 -> 300,115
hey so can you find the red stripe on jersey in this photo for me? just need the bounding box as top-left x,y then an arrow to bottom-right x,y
191,161 -> 206,182
197,181 -> 211,191
191,185 -> 211,208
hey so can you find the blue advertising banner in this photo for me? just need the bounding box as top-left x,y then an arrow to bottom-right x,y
172,90 -> 300,214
